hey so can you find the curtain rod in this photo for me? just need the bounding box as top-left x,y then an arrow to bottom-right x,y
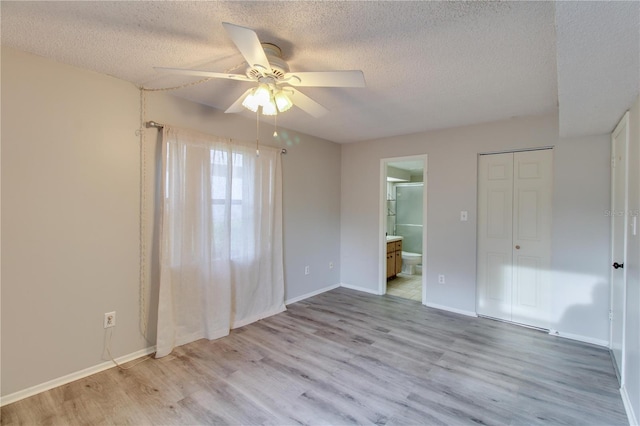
144,120 -> 287,154
478,146 -> 553,155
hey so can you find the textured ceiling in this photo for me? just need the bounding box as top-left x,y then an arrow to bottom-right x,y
1,1 -> 638,143
556,1 -> 640,138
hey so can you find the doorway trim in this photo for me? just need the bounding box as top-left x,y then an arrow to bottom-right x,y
378,154 -> 428,302
609,111 -> 629,385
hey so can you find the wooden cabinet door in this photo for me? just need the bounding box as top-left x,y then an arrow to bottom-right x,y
395,241 -> 402,274
387,252 -> 395,278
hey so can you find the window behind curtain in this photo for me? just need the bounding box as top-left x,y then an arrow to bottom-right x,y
210,149 -> 252,261
156,127 -> 285,358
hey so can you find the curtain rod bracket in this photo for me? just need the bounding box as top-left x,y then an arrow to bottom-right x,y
146,121 -> 164,129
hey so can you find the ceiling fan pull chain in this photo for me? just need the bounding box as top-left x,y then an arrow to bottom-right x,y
256,110 -> 260,157
273,114 -> 278,137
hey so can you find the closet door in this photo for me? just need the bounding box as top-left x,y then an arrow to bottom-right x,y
477,153 -> 514,321
511,150 -> 553,328
477,150 -> 552,329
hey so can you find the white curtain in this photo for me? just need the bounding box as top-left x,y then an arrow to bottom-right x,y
156,126 -> 285,358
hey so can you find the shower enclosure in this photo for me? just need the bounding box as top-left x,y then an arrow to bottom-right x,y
395,183 -> 423,256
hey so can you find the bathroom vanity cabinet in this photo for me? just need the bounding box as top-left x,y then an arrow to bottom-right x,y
386,239 -> 402,278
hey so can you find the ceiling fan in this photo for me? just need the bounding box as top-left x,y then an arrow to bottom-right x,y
155,22 -> 366,118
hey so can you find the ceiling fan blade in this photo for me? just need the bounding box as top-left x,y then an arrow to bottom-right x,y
288,88 -> 328,117
284,70 -> 366,87
225,88 -> 254,113
154,67 -> 253,82
222,22 -> 271,72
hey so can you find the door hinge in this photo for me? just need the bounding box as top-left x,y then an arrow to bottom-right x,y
609,311 -> 613,321
611,157 -> 615,168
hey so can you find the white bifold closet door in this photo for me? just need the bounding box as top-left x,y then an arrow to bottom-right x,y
477,149 -> 553,329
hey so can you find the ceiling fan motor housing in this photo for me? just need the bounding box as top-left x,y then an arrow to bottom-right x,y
246,43 -> 289,80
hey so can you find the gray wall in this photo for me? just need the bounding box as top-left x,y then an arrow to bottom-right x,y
1,47 -> 341,397
2,47 -> 143,398
341,114 -> 612,343
550,135 -> 612,341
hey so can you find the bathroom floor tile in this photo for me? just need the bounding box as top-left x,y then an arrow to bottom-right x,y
387,273 -> 422,301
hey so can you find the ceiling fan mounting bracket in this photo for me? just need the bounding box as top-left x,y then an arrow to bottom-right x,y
257,76 -> 277,86
245,43 -> 289,81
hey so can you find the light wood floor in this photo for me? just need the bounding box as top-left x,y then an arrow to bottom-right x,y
1,288 -> 628,425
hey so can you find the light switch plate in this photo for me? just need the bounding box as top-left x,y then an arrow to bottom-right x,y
460,211 -> 468,221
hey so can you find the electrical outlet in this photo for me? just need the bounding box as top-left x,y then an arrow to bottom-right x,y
438,275 -> 445,284
304,266 -> 310,275
104,311 -> 116,328
329,262 -> 334,269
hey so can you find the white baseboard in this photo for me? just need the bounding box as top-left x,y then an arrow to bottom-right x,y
425,302 -> 478,317
340,283 -> 382,295
0,346 -> 156,407
232,304 -> 287,329
548,329 -> 609,347
621,385 -> 638,426
285,284 -> 340,305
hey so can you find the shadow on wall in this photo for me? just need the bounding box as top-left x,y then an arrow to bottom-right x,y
557,281 -> 609,336
479,265 -> 609,341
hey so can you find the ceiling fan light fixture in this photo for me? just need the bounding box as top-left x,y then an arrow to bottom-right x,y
253,83 -> 271,107
242,89 -> 260,112
262,99 -> 278,116
274,91 -> 293,113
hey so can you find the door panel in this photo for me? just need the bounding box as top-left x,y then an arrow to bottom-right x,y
514,255 -> 540,306
478,150 -> 552,329
517,190 -> 539,239
487,190 -> 511,238
486,252 -> 511,310
478,153 -> 514,321
511,150 -> 552,328
518,161 -> 541,179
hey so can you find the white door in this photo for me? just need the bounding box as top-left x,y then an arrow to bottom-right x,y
477,150 -> 552,329
511,150 -> 553,328
477,153 -> 514,321
610,112 -> 629,382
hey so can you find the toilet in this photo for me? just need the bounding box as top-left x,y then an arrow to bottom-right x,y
401,251 -> 422,275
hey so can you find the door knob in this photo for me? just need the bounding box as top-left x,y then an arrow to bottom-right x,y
613,262 -> 624,269
515,245 -> 520,250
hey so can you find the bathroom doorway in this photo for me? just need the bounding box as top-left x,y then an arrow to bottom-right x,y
379,155 -> 427,303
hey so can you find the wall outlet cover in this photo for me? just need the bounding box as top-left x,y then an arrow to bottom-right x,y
104,311 -> 116,328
